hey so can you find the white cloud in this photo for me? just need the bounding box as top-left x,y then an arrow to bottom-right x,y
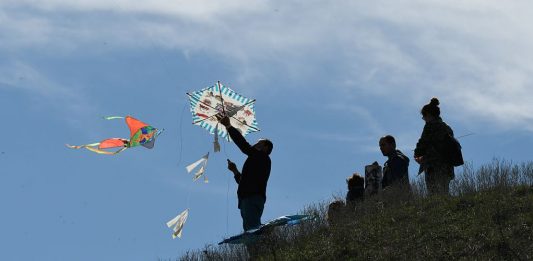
1,0 -> 533,131
0,61 -> 97,130
0,61 -> 67,95
0,0 -> 266,19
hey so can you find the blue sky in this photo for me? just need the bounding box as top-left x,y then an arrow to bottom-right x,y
1,1 -> 532,260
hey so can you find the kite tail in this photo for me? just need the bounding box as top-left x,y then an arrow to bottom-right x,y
103,116 -> 125,120
65,143 -> 127,155
66,142 -> 101,149
85,146 -> 127,155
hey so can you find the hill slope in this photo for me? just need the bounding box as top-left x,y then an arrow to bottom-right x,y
178,160 -> 533,260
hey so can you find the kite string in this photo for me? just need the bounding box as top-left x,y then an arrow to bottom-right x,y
177,102 -> 194,211
186,182 -> 193,210
146,39 -> 196,231
221,139 -> 230,234
176,103 -> 187,168
457,132 -> 475,139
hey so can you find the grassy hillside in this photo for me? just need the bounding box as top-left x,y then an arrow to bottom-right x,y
176,160 -> 533,260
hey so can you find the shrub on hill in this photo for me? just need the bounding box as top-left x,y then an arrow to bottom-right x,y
175,159 -> 533,261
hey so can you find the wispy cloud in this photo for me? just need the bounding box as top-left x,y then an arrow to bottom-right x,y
1,0 -> 265,18
0,61 -> 69,95
1,0 -> 532,131
0,61 -> 97,130
295,103 -> 386,153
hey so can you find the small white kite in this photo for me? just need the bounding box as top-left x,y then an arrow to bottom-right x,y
186,152 -> 209,183
166,208 -> 189,239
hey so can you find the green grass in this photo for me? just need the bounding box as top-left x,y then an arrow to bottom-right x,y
176,159 -> 533,260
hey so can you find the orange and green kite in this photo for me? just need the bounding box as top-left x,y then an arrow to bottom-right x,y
66,116 -> 163,155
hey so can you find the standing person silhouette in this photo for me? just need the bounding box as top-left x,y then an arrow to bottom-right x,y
379,135 -> 410,193
414,98 -> 456,195
219,115 -> 273,231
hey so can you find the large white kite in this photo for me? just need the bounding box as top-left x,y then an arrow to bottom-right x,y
187,81 -> 260,151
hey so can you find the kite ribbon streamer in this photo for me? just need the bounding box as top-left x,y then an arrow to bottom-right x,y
103,116 -> 125,120
83,146 -> 127,155
66,141 -> 128,155
166,209 -> 189,239
186,153 -> 209,183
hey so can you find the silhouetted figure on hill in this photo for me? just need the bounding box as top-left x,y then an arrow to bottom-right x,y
327,200 -> 345,228
346,173 -> 365,206
379,135 -> 411,193
219,115 -> 274,231
414,98 -> 456,195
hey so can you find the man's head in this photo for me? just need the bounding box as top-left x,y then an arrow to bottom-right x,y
379,135 -> 396,156
253,139 -> 273,155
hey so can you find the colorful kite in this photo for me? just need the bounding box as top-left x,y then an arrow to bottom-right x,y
66,116 -> 162,155
187,82 -> 260,151
185,152 -> 209,183
218,215 -> 314,245
167,208 -> 189,239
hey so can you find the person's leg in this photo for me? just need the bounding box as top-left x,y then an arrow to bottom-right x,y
435,165 -> 453,195
242,196 -> 266,258
425,169 -> 438,196
240,195 -> 266,231
239,199 -> 249,231
426,165 -> 453,195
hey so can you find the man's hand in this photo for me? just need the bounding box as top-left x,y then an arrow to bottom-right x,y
218,115 -> 231,128
227,159 -> 241,184
227,159 -> 238,173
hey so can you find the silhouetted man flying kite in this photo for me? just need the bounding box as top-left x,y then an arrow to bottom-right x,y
219,115 -> 273,231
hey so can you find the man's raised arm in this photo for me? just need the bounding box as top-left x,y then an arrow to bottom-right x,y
219,116 -> 253,155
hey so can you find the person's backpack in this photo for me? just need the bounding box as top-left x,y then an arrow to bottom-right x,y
441,134 -> 464,167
